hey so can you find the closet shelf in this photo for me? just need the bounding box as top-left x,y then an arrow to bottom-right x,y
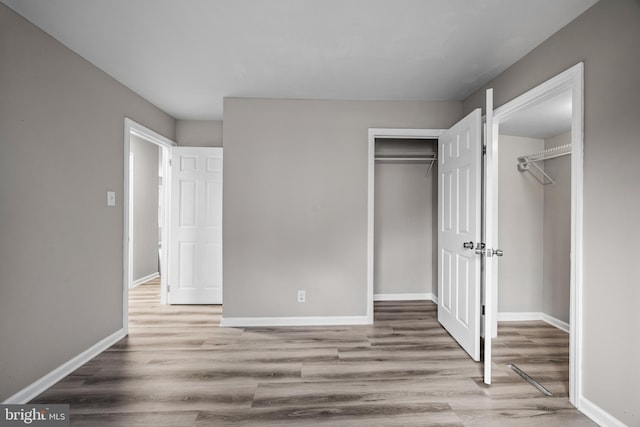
516,144 -> 571,185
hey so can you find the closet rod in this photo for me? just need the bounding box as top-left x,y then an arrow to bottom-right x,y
374,157 -> 436,162
374,155 -> 437,179
516,144 -> 571,185
375,154 -> 437,161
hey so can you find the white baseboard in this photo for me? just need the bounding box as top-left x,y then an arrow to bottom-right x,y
130,272 -> 160,288
374,293 -> 435,301
579,395 -> 628,427
2,328 -> 126,404
498,312 -> 543,322
498,312 -> 569,333
541,313 -> 570,333
220,315 -> 370,328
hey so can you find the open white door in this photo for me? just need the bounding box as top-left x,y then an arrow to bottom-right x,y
437,108 -> 482,361
168,147 -> 223,304
483,89 -> 496,384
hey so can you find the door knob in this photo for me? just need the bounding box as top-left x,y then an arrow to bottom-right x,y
492,249 -> 504,257
463,241 -> 474,249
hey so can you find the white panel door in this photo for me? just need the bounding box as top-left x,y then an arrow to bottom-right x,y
168,147 -> 222,304
438,109 -> 482,361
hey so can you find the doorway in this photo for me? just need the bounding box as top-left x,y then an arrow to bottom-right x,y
129,134 -> 166,290
123,119 -> 175,332
366,129 -> 442,323
373,137 -> 438,302
492,89 -> 572,397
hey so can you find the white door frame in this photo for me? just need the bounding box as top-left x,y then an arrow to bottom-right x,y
366,128 -> 443,323
123,118 -> 176,333
490,63 -> 584,405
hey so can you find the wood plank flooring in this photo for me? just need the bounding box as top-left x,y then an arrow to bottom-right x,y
31,279 -> 596,426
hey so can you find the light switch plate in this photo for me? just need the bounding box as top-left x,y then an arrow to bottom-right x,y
107,191 -> 116,207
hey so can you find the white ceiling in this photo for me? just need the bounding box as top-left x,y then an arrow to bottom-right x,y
500,89 -> 573,139
2,0 -> 597,120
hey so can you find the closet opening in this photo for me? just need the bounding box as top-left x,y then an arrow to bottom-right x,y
367,129 -> 443,322
374,137 -> 437,302
493,88 -> 573,396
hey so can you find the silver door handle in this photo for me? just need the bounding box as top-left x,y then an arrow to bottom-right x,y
492,249 -> 504,257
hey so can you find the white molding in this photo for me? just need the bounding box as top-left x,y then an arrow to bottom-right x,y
492,62 -> 584,405
541,313 -> 570,333
130,272 -> 160,288
374,293 -> 435,301
498,312 -> 569,333
367,128 -> 444,326
2,328 -> 126,404
579,396 -> 628,427
497,312 -> 542,322
220,316 -> 369,328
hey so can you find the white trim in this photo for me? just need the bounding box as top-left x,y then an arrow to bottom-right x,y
220,316 -> 369,328
497,312 -> 543,322
130,272 -> 160,288
491,63 -> 584,406
124,118 -> 177,333
540,313 -> 570,333
498,312 -> 569,333
374,293 -> 435,301
484,88 -> 495,384
367,128 -> 444,325
2,328 -> 126,404
128,151 -> 134,290
579,396 -> 628,427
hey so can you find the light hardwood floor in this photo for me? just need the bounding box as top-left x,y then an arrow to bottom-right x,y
32,279 -> 596,426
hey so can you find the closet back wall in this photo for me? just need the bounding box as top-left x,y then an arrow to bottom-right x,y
498,135 -> 545,314
543,132 -> 571,323
374,139 -> 437,298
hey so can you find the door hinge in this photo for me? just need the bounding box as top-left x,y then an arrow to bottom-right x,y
482,305 -> 486,315
167,285 -> 170,292
482,145 -> 487,155
169,158 -> 172,167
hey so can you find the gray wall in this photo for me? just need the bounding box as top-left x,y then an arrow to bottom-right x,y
130,135 -> 160,283
176,120 -> 223,147
223,98 -> 461,318
497,135 -> 544,313
374,140 -> 437,297
543,132 -> 571,324
0,4 -> 175,401
463,1 -> 640,423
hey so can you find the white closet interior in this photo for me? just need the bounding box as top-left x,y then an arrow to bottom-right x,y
373,138 -> 438,301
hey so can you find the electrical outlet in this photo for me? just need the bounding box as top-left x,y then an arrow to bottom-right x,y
297,290 -> 306,303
